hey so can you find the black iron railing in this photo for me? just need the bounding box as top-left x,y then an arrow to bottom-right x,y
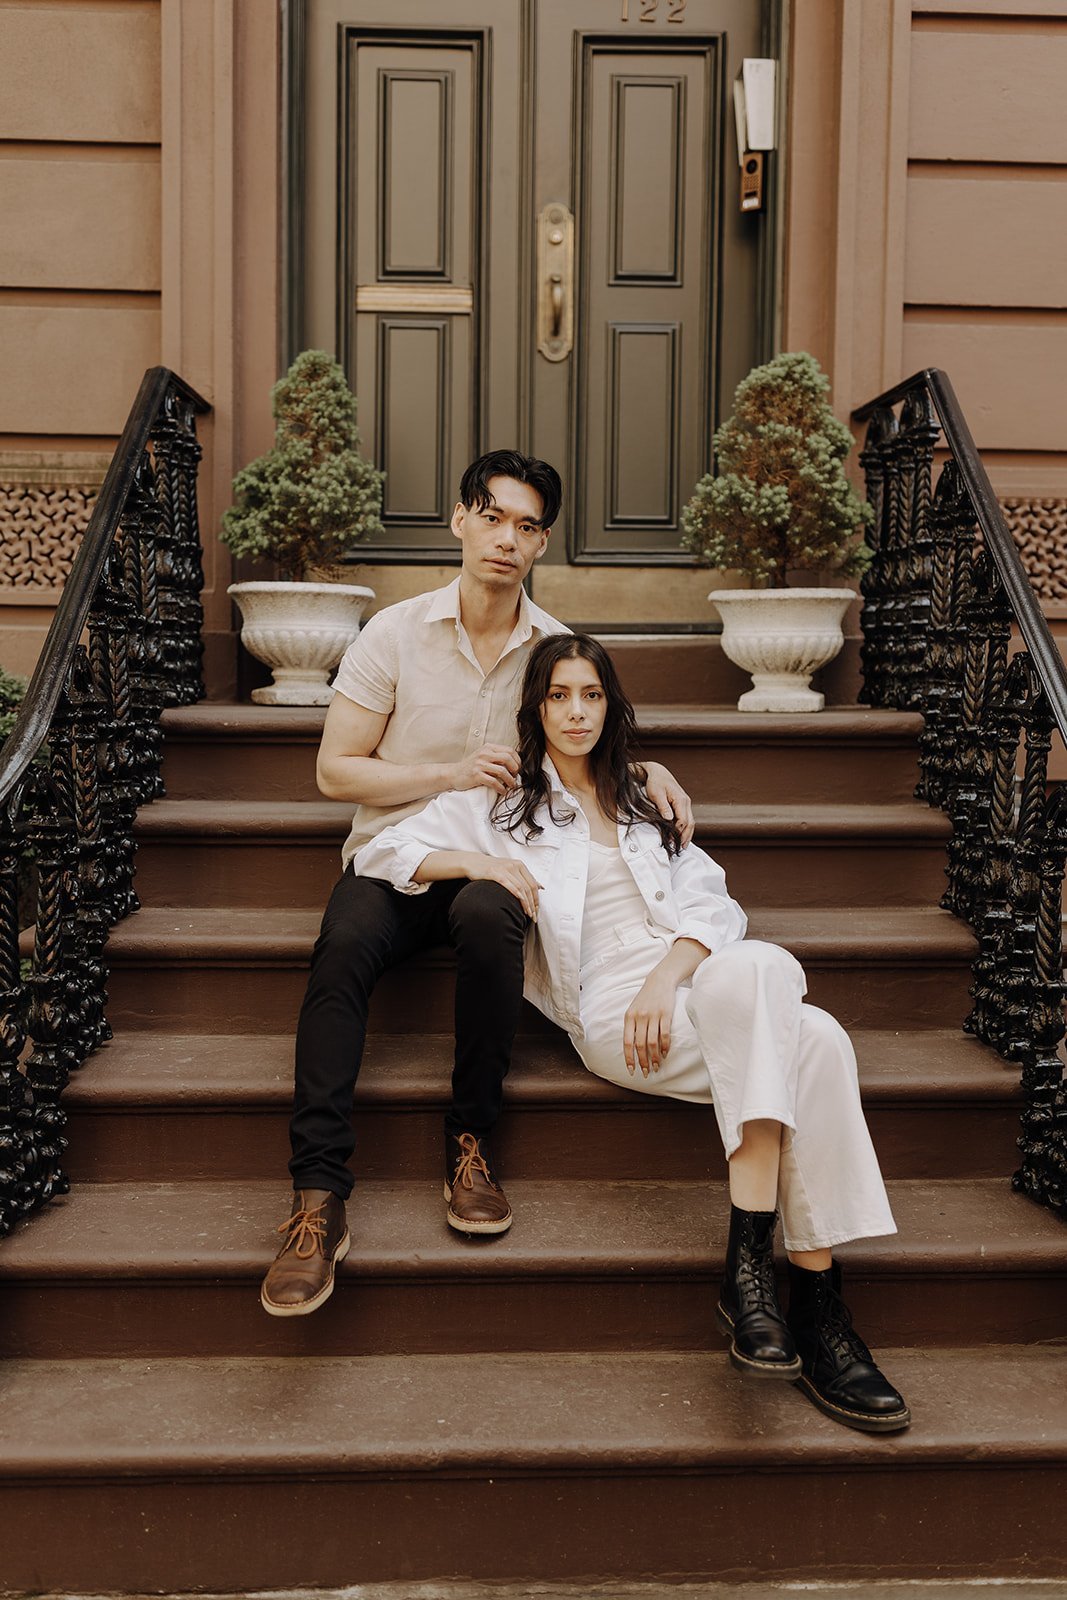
0,368 -> 209,1235
854,369 -> 1067,1217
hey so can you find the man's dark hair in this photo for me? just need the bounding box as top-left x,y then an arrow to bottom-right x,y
459,450 -> 563,530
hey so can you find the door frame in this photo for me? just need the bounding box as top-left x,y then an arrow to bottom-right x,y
279,0 -> 787,565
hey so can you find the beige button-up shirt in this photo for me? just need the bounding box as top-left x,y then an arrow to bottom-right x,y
332,577 -> 567,866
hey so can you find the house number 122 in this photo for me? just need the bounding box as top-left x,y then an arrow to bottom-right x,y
620,0 -> 688,21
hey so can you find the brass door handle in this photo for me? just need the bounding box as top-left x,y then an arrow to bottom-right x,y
550,274 -> 563,339
537,204 -> 574,362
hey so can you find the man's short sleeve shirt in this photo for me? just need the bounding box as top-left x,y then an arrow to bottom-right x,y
332,576 -> 568,865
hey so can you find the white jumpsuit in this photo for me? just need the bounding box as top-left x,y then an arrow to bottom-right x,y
352,781 -> 897,1255
576,841 -> 896,1254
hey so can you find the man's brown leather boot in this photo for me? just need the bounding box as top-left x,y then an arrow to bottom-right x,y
260,1188 -> 350,1316
444,1132 -> 513,1235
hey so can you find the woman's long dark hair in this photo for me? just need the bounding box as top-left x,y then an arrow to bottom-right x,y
492,633 -> 682,855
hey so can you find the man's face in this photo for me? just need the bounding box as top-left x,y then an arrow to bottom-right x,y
451,475 -> 550,589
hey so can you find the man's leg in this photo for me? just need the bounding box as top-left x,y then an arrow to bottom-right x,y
442,879 -> 528,1233
263,870 -> 446,1315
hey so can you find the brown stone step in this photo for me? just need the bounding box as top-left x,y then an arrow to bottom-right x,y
2,1178 -> 1064,1361
132,799 -> 951,909
102,906 -> 977,1033
160,704 -> 924,807
61,1030 -> 1021,1183
0,1347 -> 1063,1591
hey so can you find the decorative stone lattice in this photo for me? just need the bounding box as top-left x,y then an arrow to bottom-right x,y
1000,499 -> 1067,604
0,481 -> 98,592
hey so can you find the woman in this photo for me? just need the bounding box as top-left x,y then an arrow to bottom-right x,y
351,634 -> 909,1434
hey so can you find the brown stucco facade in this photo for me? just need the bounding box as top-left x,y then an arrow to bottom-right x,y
1,0 -> 1064,692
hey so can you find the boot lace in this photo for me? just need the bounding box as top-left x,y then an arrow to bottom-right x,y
453,1133 -> 495,1191
818,1284 -> 874,1368
277,1201 -> 328,1259
736,1246 -> 779,1314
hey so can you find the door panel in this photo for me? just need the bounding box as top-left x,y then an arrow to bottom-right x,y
345,35 -> 481,553
304,3 -> 525,564
531,0 -> 764,567
299,0 -> 774,590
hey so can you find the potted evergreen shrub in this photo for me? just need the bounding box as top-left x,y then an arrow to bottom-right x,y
222,349 -> 385,704
681,351 -> 872,712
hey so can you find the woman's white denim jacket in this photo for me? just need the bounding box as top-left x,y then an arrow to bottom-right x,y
349,762 -> 748,1040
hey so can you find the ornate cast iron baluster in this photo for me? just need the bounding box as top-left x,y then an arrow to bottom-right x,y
943,549 -> 1012,926
152,390 -> 205,705
67,647 -> 112,1062
22,756 -> 77,1211
916,460 -> 971,807
0,799 -> 31,1236
965,652 -> 1029,1050
89,534 -> 141,925
899,389 -> 941,711
1013,785 -> 1067,1216
858,407 -> 896,706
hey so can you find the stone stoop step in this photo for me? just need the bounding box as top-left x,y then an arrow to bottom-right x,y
57,1028 -> 1022,1183
159,704 -> 928,806
1,1177 -> 1064,1358
132,798 -> 953,909
0,1349 -> 1064,1592
97,904 -> 979,1034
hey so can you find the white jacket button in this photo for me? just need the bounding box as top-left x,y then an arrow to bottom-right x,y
655,890 -> 665,901
629,843 -> 638,853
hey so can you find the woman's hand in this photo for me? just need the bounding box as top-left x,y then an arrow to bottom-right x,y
463,853 -> 543,921
623,967 -> 680,1078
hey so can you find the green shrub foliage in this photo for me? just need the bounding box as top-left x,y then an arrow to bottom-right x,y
0,667 -> 26,744
681,351 -> 872,588
221,349 -> 385,581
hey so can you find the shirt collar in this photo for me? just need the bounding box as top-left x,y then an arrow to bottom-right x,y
423,575 -> 556,646
423,577 -> 463,625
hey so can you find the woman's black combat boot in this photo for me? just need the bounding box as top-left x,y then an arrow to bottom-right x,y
715,1205 -> 801,1379
787,1261 -> 910,1432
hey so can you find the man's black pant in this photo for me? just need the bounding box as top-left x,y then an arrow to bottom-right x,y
289,868 -> 528,1199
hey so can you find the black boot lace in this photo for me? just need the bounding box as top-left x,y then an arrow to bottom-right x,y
816,1282 -> 874,1369
736,1239 -> 780,1315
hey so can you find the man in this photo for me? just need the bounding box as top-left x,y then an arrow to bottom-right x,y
261,449 -> 693,1316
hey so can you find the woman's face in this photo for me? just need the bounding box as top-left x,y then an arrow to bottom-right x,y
540,654 -> 608,765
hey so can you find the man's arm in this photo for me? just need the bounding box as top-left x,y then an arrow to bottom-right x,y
642,760 -> 695,847
316,691 -> 519,806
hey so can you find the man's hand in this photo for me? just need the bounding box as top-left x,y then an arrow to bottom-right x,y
451,744 -> 521,795
464,853 -> 542,920
623,967 -> 679,1078
643,760 -> 695,847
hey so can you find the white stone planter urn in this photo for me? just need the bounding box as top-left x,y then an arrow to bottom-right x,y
228,580 -> 375,706
708,587 -> 855,713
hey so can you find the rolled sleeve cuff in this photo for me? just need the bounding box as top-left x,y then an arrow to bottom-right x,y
351,837 -> 435,895
674,906 -> 748,954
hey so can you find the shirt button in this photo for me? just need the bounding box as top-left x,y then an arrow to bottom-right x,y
628,843 -> 638,854
480,687 -> 489,698
655,891 -> 665,901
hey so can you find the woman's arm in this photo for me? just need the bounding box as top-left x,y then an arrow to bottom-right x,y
624,936 -> 709,1078
414,851 -> 543,922
668,843 -> 748,952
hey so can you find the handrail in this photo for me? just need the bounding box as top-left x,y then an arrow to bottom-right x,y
0,367 -> 209,808
0,367 -> 210,1236
855,368 -> 1067,748
853,368 -> 1067,1218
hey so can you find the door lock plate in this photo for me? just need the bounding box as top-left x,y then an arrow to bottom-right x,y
537,203 -> 575,362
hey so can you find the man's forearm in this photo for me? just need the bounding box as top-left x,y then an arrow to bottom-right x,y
317,753 -> 455,807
